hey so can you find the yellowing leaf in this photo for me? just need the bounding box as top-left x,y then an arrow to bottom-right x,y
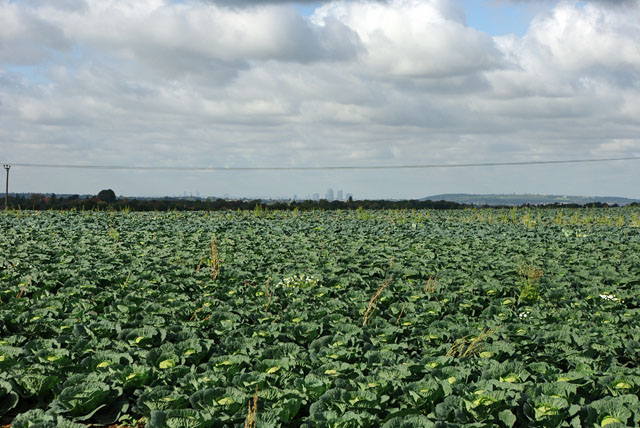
536,405 -> 558,416
601,416 -> 622,426
613,381 -> 632,389
473,396 -> 496,407
500,374 -> 519,383
159,359 -> 175,369
266,366 -> 280,374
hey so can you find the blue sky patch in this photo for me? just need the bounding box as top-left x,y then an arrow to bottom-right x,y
294,0 -> 545,37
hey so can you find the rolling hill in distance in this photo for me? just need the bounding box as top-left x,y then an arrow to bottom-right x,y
420,194 -> 640,206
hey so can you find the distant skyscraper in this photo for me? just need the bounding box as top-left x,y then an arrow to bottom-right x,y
293,194 -> 297,201
337,190 -> 343,201
326,188 -> 334,201
313,193 -> 320,201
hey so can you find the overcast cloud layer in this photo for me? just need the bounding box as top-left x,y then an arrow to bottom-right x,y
1,0 -> 639,198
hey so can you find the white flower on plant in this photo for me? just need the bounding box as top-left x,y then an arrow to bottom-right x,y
519,312 -> 530,319
599,293 -> 620,302
275,274 -> 320,289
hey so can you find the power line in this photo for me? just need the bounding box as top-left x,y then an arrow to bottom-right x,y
3,156 -> 640,171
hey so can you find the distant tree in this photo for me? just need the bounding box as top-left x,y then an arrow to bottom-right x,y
30,193 -> 44,203
97,189 -> 117,203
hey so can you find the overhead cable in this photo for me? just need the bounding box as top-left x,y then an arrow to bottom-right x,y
3,156 -> 640,171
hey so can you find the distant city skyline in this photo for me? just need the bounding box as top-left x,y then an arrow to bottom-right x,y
325,188 -> 334,201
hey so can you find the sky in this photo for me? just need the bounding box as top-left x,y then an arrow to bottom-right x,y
1,0 -> 639,199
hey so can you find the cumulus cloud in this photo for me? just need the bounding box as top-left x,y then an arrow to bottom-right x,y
1,0 -> 639,197
312,0 -> 503,77
525,1 -> 640,72
1,0 -> 363,75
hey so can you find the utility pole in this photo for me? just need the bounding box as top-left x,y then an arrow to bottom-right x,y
3,164 -> 9,210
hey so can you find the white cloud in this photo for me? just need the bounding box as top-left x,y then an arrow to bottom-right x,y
525,1 -> 640,72
312,0 -> 503,77
0,0 -> 639,198
33,0 -> 362,74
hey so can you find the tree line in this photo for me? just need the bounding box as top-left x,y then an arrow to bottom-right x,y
4,190 -> 631,211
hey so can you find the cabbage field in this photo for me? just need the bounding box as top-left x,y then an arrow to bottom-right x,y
1,208 -> 639,427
